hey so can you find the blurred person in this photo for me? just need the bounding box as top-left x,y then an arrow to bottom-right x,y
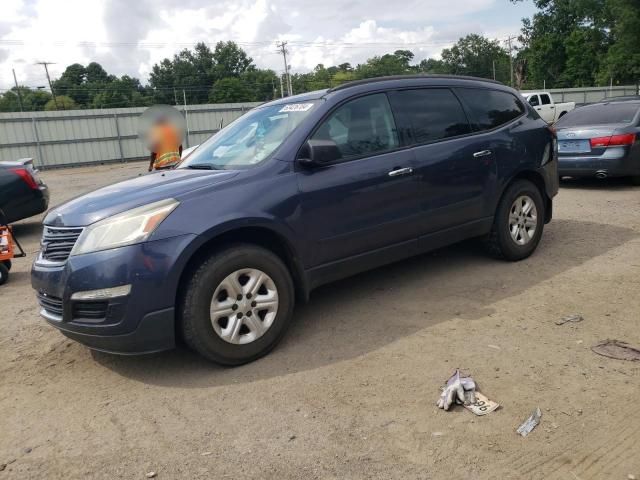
148,116 -> 183,171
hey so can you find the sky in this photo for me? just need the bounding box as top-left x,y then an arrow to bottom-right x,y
0,0 -> 536,91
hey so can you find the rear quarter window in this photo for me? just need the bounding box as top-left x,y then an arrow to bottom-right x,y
556,103 -> 640,127
456,88 -> 525,131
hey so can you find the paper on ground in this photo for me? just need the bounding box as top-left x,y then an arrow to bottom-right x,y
463,392 -> 500,416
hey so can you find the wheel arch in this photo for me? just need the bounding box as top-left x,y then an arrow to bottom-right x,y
175,224 -> 309,316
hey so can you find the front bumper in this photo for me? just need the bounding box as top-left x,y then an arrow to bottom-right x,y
31,233 -> 196,354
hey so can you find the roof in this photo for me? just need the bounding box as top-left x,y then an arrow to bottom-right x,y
327,74 -> 503,92
262,89 -> 329,106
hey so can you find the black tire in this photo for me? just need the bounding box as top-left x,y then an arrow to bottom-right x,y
179,244 -> 295,366
0,262 -> 8,286
485,179 -> 545,261
2,260 -> 11,271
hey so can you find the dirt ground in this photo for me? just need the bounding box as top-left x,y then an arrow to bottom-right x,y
1,162 -> 639,479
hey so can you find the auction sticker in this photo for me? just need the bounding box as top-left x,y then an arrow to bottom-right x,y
464,392 -> 500,416
279,103 -> 314,113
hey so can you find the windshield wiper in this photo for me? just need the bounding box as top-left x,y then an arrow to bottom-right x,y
186,164 -> 221,170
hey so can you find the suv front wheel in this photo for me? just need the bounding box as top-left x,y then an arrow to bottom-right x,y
179,244 -> 295,365
485,179 -> 545,261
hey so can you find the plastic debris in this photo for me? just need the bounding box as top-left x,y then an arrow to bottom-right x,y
555,314 -> 584,326
517,407 -> 542,437
146,472 -> 157,478
592,340 -> 640,361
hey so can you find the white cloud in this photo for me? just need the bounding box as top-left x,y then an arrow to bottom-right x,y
0,0 -> 526,90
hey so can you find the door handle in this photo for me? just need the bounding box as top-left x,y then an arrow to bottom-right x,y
473,150 -> 492,158
388,167 -> 413,177
536,107 -> 541,110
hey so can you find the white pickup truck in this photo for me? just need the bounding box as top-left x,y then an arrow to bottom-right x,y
522,92 -> 576,123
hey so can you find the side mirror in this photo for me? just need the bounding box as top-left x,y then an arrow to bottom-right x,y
298,139 -> 342,166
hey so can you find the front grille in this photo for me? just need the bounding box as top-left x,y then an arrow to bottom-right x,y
41,226 -> 83,263
72,301 -> 108,321
37,292 -> 63,317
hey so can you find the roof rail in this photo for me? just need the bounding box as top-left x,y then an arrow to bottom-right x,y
327,74 -> 504,92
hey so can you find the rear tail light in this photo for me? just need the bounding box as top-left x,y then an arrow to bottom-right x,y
11,168 -> 39,190
590,133 -> 636,148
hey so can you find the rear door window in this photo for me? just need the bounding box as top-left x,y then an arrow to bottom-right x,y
456,88 -> 525,131
388,88 -> 471,144
528,95 -> 540,107
540,94 -> 552,105
311,93 -> 399,159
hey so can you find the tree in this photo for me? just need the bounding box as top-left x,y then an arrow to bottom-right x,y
439,34 -> 510,82
213,41 -> 253,78
208,77 -> 253,103
418,58 -> 450,74
52,63 -> 89,105
45,95 -> 77,111
239,69 -> 279,102
149,41 -> 256,104
91,76 -> 151,108
512,0 -> 640,87
597,0 -> 640,84
355,50 -> 416,78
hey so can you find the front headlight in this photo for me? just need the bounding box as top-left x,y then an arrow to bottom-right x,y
71,198 -> 179,256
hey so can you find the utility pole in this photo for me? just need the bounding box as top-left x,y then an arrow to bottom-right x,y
492,60 -> 496,81
279,74 -> 284,98
183,89 -> 190,148
12,69 -> 23,112
287,65 -> 293,96
276,41 -> 292,96
36,61 -> 58,110
505,36 -> 516,88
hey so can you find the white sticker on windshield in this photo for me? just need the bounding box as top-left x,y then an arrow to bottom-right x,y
279,103 -> 314,113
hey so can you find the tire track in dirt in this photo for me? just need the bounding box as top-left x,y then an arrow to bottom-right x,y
504,408 -> 639,479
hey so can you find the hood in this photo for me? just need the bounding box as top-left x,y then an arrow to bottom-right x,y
45,168 -> 238,227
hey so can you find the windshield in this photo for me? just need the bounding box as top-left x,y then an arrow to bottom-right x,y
179,101 -> 318,169
556,103 -> 640,127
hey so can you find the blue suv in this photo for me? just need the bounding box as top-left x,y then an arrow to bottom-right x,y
32,75 -> 558,365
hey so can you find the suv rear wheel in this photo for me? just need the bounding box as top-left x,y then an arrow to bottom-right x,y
485,179 -> 545,261
179,244 -> 295,365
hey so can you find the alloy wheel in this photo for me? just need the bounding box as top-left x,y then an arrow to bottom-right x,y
210,268 -> 279,345
508,195 -> 538,246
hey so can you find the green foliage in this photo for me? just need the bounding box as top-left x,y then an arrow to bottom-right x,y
439,34 -> 510,82
0,87 -> 51,112
513,0 -> 640,87
52,61 -> 153,109
44,95 -> 77,111
209,77 -> 253,103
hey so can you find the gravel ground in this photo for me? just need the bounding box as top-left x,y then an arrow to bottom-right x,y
1,162 -> 639,479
